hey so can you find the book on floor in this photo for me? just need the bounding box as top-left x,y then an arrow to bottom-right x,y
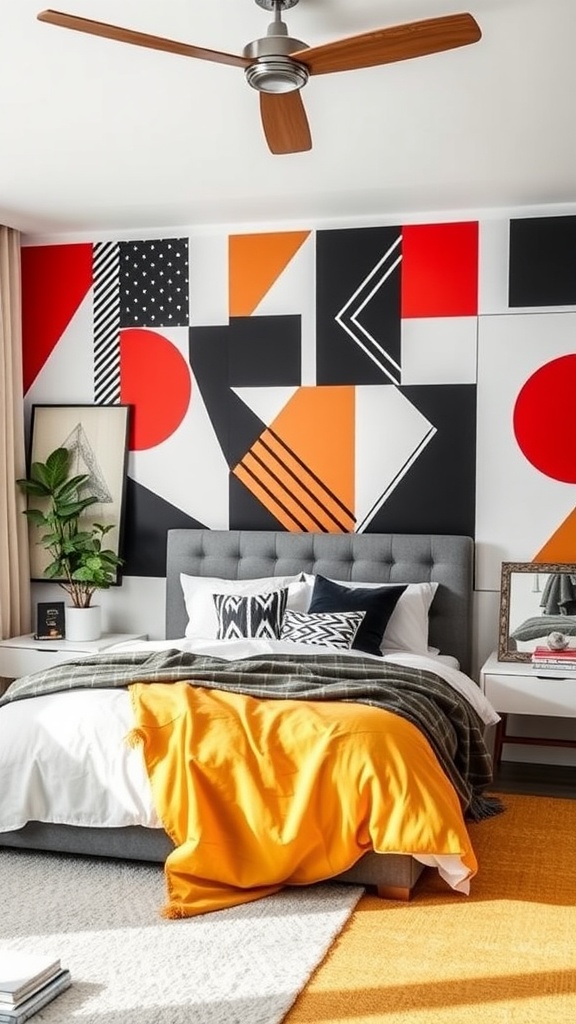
0,970 -> 71,1024
0,953 -> 61,1005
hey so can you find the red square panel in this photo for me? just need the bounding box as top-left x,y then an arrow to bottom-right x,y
401,222 -> 478,318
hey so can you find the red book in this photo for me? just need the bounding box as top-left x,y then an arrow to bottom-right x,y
532,645 -> 576,658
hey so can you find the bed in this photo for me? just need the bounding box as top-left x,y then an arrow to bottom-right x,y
0,529 -> 500,915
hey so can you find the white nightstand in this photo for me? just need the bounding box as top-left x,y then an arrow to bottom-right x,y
480,652 -> 576,766
0,632 -> 147,680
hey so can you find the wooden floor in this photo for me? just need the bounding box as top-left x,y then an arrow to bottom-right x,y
494,760 -> 576,798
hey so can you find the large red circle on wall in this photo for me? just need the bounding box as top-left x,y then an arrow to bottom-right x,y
513,354 -> 576,483
120,328 -> 191,451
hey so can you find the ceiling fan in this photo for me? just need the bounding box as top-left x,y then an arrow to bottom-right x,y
37,1 -> 482,155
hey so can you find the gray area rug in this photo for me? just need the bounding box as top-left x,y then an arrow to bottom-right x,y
2,850 -> 363,1023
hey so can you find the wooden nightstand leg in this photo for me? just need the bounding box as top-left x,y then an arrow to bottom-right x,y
492,713 -> 507,769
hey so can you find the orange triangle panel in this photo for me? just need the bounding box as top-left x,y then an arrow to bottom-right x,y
533,507 -> 576,562
229,231 -> 310,316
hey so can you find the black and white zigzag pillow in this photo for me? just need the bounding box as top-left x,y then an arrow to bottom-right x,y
213,589 -> 288,640
280,609 -> 366,649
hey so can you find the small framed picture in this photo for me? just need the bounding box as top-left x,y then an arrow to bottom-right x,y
35,601 -> 66,640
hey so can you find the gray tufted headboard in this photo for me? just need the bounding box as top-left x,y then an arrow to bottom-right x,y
165,530 -> 474,676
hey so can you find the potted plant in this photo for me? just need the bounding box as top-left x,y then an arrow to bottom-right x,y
17,446 -> 124,641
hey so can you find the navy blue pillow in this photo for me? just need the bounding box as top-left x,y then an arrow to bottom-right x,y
308,576 -> 407,657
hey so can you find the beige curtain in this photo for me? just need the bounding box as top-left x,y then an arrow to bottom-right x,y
0,225 -> 31,639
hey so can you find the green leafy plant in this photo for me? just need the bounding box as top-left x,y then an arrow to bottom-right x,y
17,446 -> 124,608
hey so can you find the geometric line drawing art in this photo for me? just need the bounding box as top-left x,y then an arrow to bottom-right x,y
335,235 -> 402,384
61,422 -> 114,503
233,425 -> 356,533
93,241 -> 121,404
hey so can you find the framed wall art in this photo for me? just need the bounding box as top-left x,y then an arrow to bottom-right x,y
26,404 -> 130,584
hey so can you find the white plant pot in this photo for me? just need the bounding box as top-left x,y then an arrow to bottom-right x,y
65,605 -> 102,643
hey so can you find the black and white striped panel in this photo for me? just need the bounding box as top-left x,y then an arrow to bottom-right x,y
280,609 -> 366,649
93,242 -> 121,404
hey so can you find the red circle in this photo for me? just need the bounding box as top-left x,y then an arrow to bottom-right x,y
120,329 -> 191,451
513,354 -> 576,483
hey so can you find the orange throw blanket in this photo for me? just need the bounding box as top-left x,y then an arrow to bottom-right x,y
129,681 -> 477,917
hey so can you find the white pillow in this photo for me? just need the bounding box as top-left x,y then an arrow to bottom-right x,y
301,574 -> 438,655
180,573 -> 312,640
380,582 -> 439,655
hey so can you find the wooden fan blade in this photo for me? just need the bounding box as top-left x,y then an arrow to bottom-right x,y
37,10 -> 251,68
260,92 -> 312,155
291,13 -> 481,76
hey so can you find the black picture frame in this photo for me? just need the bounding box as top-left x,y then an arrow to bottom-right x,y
26,403 -> 131,584
35,601 -> 66,640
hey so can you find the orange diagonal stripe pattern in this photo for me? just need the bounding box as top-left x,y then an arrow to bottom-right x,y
229,231 -> 310,316
233,386 -> 355,533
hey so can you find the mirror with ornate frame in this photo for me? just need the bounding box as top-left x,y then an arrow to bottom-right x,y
498,561 -> 576,662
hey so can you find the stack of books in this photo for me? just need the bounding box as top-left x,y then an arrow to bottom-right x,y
531,645 -> 576,676
0,953 -> 71,1024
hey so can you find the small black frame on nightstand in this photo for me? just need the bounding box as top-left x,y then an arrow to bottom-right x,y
35,601 -> 66,641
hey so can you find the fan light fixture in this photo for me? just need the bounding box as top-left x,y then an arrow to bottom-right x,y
243,0 -> 310,93
35,2 -> 482,155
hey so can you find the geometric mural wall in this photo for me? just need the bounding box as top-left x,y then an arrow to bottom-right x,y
476,215 -> 576,589
21,215 -> 576,583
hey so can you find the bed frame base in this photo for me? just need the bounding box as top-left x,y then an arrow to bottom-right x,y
376,884 -> 413,901
0,823 -> 425,899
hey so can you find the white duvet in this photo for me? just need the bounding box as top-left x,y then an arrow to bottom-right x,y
0,638 -> 499,890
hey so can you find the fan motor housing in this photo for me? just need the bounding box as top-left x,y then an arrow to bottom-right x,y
245,56 -> 309,93
243,22 -> 310,94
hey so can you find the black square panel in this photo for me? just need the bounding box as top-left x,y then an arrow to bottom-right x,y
509,217 -> 576,307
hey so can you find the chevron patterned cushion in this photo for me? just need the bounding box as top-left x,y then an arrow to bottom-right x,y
280,609 -> 366,649
214,589 -> 288,640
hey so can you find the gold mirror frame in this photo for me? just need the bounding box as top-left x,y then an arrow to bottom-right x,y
498,561 -> 576,662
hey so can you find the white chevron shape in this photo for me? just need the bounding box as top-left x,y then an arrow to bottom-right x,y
335,236 -> 402,384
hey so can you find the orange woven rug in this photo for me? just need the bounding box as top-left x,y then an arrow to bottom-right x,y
286,792 -> 576,1024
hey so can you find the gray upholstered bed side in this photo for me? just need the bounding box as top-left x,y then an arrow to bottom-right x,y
166,530 -> 473,676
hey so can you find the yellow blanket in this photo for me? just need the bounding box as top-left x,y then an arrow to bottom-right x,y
129,681 -> 477,916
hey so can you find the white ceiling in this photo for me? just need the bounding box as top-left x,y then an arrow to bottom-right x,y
2,0 -> 576,237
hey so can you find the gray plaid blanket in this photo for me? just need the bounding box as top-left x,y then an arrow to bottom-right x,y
0,649 -> 502,821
